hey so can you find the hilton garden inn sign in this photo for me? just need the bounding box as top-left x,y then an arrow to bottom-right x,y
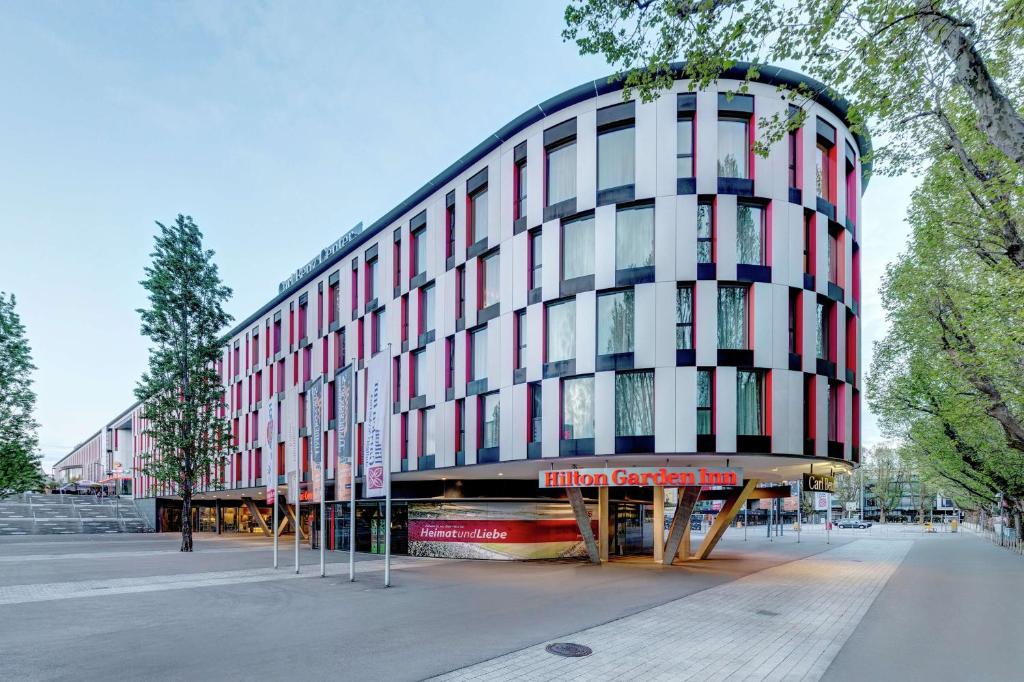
539,467 -> 743,489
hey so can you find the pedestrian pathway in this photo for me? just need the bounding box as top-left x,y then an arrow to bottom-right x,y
0,555 -> 444,606
432,539 -> 912,681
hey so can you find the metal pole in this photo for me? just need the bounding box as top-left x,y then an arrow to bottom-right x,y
768,499 -> 773,541
294,497 -> 300,573
744,504 -> 748,541
273,491 -> 279,569
797,479 -> 801,543
384,343 -> 393,588
320,456 -> 326,578
826,493 -> 832,545
350,365 -> 358,582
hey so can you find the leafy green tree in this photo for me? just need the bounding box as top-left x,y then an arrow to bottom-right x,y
135,216 -> 233,551
0,292 -> 45,496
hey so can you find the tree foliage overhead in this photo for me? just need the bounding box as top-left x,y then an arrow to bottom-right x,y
135,215 -> 233,551
0,292 -> 45,496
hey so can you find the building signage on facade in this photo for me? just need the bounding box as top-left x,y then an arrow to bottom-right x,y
803,473 -> 836,493
538,467 -> 743,489
308,377 -> 324,504
335,364 -> 354,502
285,392 -> 298,505
263,398 -> 276,505
363,351 -> 389,498
277,222 -> 364,294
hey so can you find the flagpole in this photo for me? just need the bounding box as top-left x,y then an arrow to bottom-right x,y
384,343 -> 392,588
294,395 -> 300,575
273,490 -> 278,568
349,365 -> 357,582
320,378 -> 327,578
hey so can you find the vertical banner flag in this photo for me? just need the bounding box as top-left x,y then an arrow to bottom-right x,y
263,398 -> 276,505
285,391 -> 298,505
309,377 -> 324,503
335,365 -> 354,502
364,351 -> 389,498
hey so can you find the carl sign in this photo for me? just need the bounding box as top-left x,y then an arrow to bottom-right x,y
804,473 -> 836,493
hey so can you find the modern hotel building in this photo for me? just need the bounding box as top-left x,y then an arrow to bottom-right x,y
62,63 -> 867,562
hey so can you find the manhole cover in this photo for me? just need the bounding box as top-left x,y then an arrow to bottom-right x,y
546,643 -> 593,657
755,609 -> 780,617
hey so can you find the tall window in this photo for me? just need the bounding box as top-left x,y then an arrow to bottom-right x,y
445,336 -> 455,389
366,256 -> 379,303
596,290 -> 634,355
615,371 -> 654,436
528,382 -> 542,443
515,157 -> 528,220
371,309 -> 384,355
718,117 -> 749,178
412,228 -> 427,278
561,376 -> 594,439
677,115 -> 694,178
529,229 -> 543,290
615,204 -> 654,270
789,290 -> 801,354
546,140 -> 576,206
697,200 -> 714,264
816,301 -> 830,360
803,211 -> 815,275
827,381 -> 838,441
597,123 -> 635,191
393,238 -> 402,288
736,370 -> 765,436
697,369 -> 714,435
545,299 -> 576,363
455,265 -> 465,319
788,128 -> 799,188
400,295 -> 409,343
445,202 -> 456,259
717,286 -> 748,349
420,408 -> 436,456
411,349 -> 424,397
481,393 -> 500,448
676,285 -> 694,350
816,142 -> 833,200
562,214 -> 594,280
736,203 -> 766,266
455,398 -> 465,452
828,232 -> 840,284
421,284 -> 435,334
469,187 -> 488,244
480,251 -> 500,309
470,326 -> 487,381
328,282 -> 338,325
514,310 -> 527,369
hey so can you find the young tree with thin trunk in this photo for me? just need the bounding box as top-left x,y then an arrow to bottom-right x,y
0,292 -> 45,496
135,216 -> 232,551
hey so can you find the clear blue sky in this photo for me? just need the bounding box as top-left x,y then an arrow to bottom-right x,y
0,1 -> 915,472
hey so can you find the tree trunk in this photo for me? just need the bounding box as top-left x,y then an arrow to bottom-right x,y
181,492 -> 193,552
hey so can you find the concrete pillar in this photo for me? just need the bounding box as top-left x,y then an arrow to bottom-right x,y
215,500 -> 221,535
653,486 -> 665,562
598,487 -> 610,562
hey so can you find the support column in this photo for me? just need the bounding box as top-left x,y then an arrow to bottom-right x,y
215,499 -> 221,535
598,486 -> 610,562
663,486 -> 701,565
566,487 -> 600,564
653,486 -> 665,563
694,479 -> 759,560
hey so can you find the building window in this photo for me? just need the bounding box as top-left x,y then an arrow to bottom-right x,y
445,335 -> 455,390
789,290 -> 801,355
717,285 -> 748,350
400,412 -> 409,461
828,231 -> 840,285
596,289 -> 634,355
788,127 -> 799,188
561,214 -> 594,281
561,376 -> 594,440
455,398 -> 465,452
393,238 -> 402,289
479,251 -> 499,309
545,299 -> 575,363
351,267 -> 358,314
470,326 -> 487,381
816,301 -> 831,360
420,283 -> 435,335
480,393 -> 500,449
816,141 -> 833,200
514,310 -> 527,369
529,229 -> 542,290
736,203 -> 766,266
514,157 -> 527,220
697,200 -> 714,264
597,123 -> 635,191
803,211 -> 815,275
528,382 -> 542,443
718,117 -> 749,178
676,285 -> 694,350
411,349 -> 425,397
297,302 -> 307,342
677,114 -> 694,178
421,407 -> 436,457
546,139 -> 576,206
400,295 -> 409,344
615,203 -> 654,271
455,265 -> 465,320
469,186 -> 488,244
371,309 -> 385,355
615,370 -> 654,437
365,256 -> 379,303
445,201 -> 456,259
411,227 -> 426,279
737,370 -> 765,436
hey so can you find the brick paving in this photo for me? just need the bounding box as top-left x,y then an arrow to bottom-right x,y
432,539 -> 912,682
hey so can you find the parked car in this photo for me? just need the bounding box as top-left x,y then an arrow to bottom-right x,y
836,517 -> 872,529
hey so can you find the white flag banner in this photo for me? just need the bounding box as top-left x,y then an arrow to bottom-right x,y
263,398 -> 276,505
309,377 -> 324,503
285,391 -> 299,505
364,351 -> 390,498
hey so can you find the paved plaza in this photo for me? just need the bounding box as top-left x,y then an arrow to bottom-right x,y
1,526 -> 1021,681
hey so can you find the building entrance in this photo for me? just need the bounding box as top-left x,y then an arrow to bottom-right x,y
610,502 -> 655,556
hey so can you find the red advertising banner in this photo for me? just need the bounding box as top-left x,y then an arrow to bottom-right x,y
409,519 -> 596,544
